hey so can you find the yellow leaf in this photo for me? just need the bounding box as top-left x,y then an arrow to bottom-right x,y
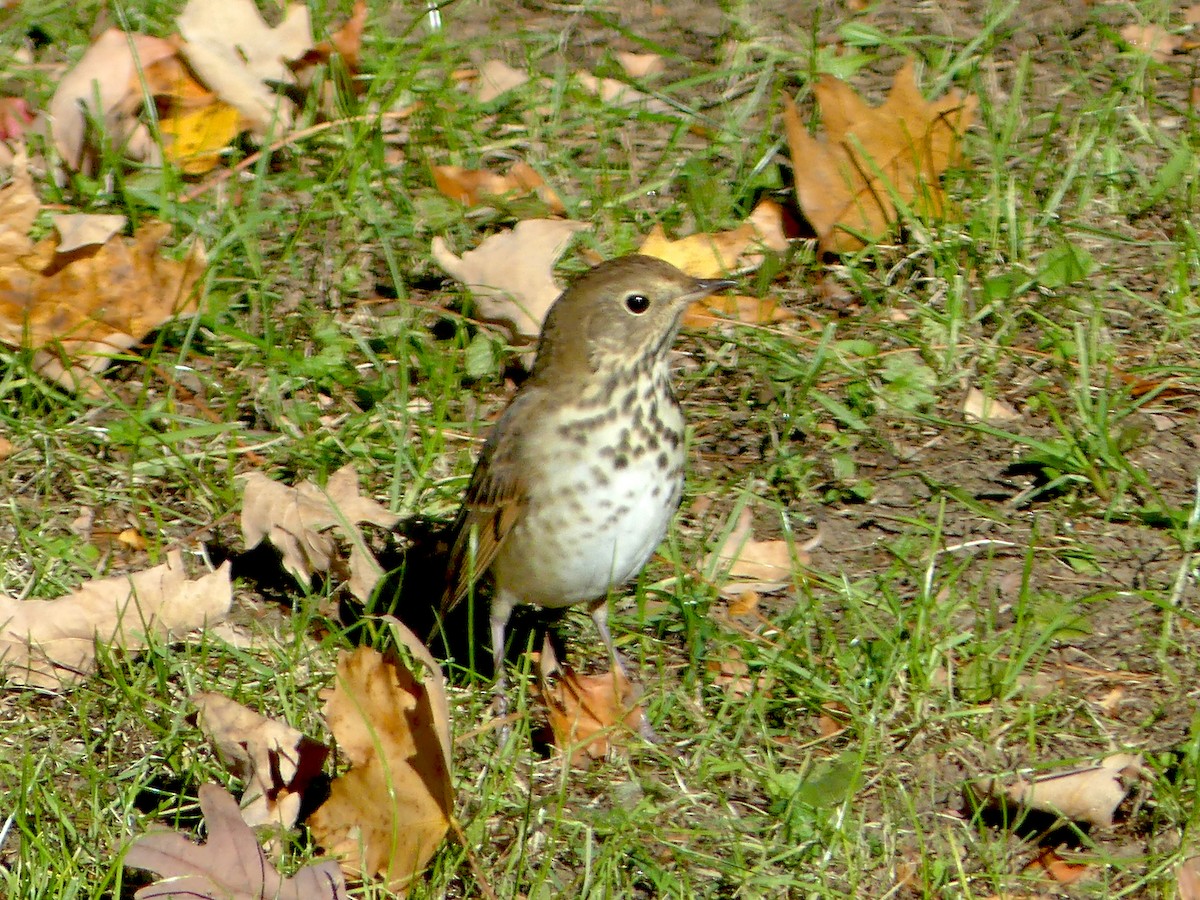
638,199 -> 789,278
160,101 -> 242,174
682,294 -> 794,329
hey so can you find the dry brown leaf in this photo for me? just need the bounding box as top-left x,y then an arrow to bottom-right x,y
431,218 -> 591,341
177,0 -> 313,136
1119,24 -> 1184,61
328,1 -> 368,72
725,589 -> 759,617
705,645 -> 766,699
51,213 -> 127,253
0,96 -> 33,142
1022,848 -> 1093,886
961,386 -> 1020,423
124,782 -> 347,900
0,434 -> 12,461
48,25 -> 257,175
1094,686 -> 1125,716
615,51 -> 665,79
474,59 -> 529,103
704,508 -> 798,597
784,59 -> 977,253
682,294 -> 794,329
292,0 -> 368,77
0,160 -> 39,264
431,161 -> 564,213
639,198 -> 789,278
48,29 -> 177,170
240,464 -> 399,602
116,528 -> 148,551
307,619 -> 451,894
816,705 -> 846,739
138,53 -> 217,111
193,692 -> 330,830
536,639 -> 647,765
574,71 -> 671,112
0,218 -> 206,392
0,550 -> 232,689
1179,856 -> 1200,900
1001,753 -> 1143,828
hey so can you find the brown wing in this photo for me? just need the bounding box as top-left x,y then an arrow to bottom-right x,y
441,390 -> 538,613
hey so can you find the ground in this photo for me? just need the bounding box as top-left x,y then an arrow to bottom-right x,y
2,0 -> 1200,897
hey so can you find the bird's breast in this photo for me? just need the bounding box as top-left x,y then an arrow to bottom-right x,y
492,384 -> 686,607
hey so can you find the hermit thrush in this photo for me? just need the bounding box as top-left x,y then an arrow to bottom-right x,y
440,254 -> 734,713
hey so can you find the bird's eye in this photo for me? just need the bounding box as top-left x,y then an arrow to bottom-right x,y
624,293 -> 650,314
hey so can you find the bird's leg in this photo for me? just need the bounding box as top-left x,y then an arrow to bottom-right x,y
588,597 -> 627,677
590,596 -> 661,744
489,590 -> 517,724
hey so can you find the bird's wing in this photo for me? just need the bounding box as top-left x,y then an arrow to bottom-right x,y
441,390 -> 537,613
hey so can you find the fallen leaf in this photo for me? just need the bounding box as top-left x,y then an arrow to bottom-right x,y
431,218 -> 591,341
48,29 -> 177,170
783,59 -> 977,252
193,692 -> 330,830
1023,847 -> 1092,886
116,528 -> 148,551
1094,686 -> 1125,716
137,53 -> 217,110
431,160 -> 564,213
0,160 -> 40,263
725,590 -> 759,617
615,51 -> 665,79
1119,24 -> 1183,61
240,464 -> 400,602
124,782 -> 347,900
177,0 -> 313,136
68,508 -> 94,539
160,101 -> 242,174
0,96 -> 33,141
638,198 -> 789,278
999,753 -> 1143,828
535,637 -> 648,765
682,294 -> 794,329
705,645 -> 765,699
474,59 -> 529,103
0,218 -> 207,392
962,386 -> 1020,423
294,0 -> 368,75
51,213 -> 127,253
704,508 -> 798,597
207,621 -> 256,650
329,1 -> 368,71
0,434 -> 12,460
816,703 -> 848,738
307,619 -> 451,894
574,71 -> 671,112
0,550 -> 232,689
1179,856 -> 1200,900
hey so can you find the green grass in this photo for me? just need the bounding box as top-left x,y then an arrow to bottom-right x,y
3,0 -> 1200,897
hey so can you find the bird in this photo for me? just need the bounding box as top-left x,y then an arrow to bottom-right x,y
440,253 -> 735,717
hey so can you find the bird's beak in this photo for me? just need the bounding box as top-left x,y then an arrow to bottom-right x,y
685,277 -> 737,302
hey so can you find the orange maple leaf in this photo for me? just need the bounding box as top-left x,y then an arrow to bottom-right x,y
783,60 -> 977,253
307,621 -> 452,893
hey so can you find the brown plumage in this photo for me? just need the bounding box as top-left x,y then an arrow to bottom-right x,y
441,254 -> 734,714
